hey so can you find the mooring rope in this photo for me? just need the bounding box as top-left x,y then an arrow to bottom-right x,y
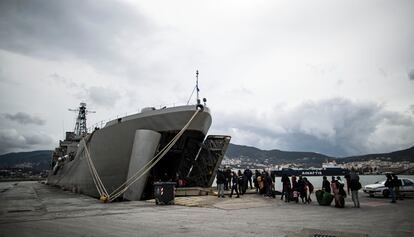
81,108 -> 200,202
83,139 -> 109,198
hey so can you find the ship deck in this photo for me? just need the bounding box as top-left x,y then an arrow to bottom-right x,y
1,181 -> 413,237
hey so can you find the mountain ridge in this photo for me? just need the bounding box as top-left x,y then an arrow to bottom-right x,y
0,150 -> 52,170
226,143 -> 414,167
0,144 -> 413,170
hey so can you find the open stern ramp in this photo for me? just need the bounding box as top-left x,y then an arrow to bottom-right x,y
186,135 -> 231,187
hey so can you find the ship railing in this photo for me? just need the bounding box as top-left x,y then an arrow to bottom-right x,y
86,102 -> 185,133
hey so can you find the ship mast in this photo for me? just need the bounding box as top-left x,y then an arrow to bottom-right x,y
196,70 -> 200,105
186,70 -> 204,105
69,103 -> 95,136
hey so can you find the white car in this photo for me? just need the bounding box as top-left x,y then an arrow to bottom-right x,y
363,178 -> 414,198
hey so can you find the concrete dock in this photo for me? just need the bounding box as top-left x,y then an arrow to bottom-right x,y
0,181 -> 413,237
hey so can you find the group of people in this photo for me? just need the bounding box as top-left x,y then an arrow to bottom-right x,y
217,168 -> 403,208
278,169 -> 362,208
323,175 -> 350,208
280,174 -> 314,204
216,168 -> 276,198
254,170 -> 275,197
216,168 -> 250,198
385,173 -> 403,203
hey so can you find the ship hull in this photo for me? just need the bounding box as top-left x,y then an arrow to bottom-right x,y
47,105 -> 212,199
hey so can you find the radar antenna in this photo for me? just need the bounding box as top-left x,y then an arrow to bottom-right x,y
68,102 -> 96,136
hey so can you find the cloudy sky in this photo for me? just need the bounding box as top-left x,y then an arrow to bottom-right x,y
0,0 -> 413,157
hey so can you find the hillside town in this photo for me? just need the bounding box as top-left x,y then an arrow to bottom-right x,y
0,168 -> 47,181
221,156 -> 414,174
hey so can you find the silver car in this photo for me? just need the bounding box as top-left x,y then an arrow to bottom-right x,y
363,178 -> 414,198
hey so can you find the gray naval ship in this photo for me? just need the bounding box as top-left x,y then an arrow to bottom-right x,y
47,84 -> 230,202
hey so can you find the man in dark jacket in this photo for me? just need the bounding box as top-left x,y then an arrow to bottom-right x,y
344,173 -> 351,195
322,176 -> 331,193
244,169 -> 253,189
225,167 -> 231,190
349,169 -> 361,208
229,172 -> 240,198
237,170 -> 245,195
392,174 -> 403,200
216,170 -> 225,198
297,176 -> 306,203
281,174 -> 291,202
385,174 -> 396,203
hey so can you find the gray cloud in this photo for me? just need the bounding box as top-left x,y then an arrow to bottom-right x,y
408,68 -> 414,80
3,112 -> 45,125
1,0 -> 413,157
87,86 -> 120,107
48,74 -> 120,108
0,129 -> 53,154
214,98 -> 414,157
49,73 -> 82,89
0,0 -> 152,69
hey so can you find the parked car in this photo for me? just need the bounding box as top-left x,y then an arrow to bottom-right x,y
363,178 -> 414,198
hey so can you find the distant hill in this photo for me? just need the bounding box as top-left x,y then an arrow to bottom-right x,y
0,150 -> 52,170
0,144 -> 412,171
226,143 -> 332,167
341,146 -> 414,163
226,143 -> 414,167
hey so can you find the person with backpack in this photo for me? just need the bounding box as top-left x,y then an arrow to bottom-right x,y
349,168 -> 361,208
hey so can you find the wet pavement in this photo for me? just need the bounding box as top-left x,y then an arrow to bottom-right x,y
0,181 -> 413,237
